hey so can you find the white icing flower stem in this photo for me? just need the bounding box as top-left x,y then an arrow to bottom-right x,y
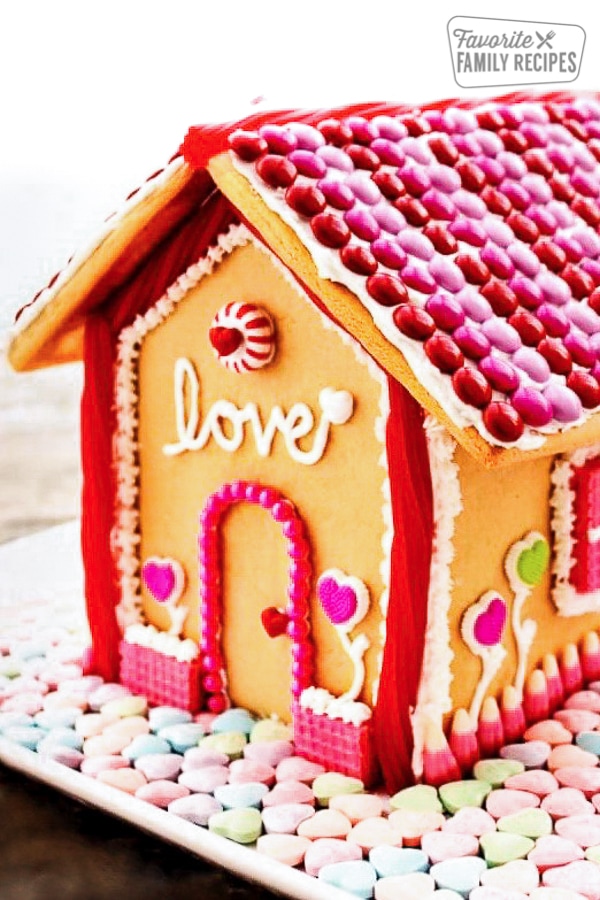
468,644 -> 507,724
510,584 -> 537,700
336,630 -> 370,703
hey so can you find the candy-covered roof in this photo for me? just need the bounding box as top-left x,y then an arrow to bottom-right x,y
10,93 -> 600,466
198,95 -> 600,464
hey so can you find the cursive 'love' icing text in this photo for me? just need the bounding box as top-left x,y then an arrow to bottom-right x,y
162,357 -> 354,466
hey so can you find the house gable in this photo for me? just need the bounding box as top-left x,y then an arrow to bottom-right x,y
114,224 -> 392,721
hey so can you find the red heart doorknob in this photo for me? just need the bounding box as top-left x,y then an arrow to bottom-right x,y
261,606 -> 290,638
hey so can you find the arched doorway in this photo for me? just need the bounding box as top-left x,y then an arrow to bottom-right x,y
198,480 -> 314,717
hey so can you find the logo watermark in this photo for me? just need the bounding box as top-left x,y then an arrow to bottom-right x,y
448,16 -> 585,88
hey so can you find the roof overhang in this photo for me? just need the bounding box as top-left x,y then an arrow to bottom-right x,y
8,159 -> 210,371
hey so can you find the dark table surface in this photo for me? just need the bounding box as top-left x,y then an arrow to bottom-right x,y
0,765 -> 280,900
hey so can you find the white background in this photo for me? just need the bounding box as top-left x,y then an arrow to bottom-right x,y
1,0 -> 599,326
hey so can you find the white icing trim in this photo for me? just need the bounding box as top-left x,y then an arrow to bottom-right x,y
299,686 -> 372,726
123,623 -> 199,662
410,419 -> 462,781
162,357 -> 355,464
113,224 -> 252,629
9,158 -> 186,341
551,443 -> 600,616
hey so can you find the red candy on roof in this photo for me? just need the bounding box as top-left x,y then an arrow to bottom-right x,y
218,96 -> 600,444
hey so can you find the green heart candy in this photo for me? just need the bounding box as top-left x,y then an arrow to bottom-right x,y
516,538 -> 549,586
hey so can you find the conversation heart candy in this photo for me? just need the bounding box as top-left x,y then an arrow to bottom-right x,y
249,719 -> 292,743
368,845 -> 429,879
135,779 -> 190,808
211,708 -> 256,736
486,788 -> 540,819
198,731 -> 247,759
318,860 -> 378,899
497,807 -> 553,838
346,817 -> 404,852
208,807 -> 263,844
121,734 -> 171,761
168,793 -> 223,826
329,792 -> 385,823
542,860 -> 600,897
500,741 -> 551,769
312,772 -> 364,807
439,780 -> 492,813
243,740 -> 294,768
256,833 -> 311,866
297,808 -> 352,840
474,759 -> 525,787
480,858 -> 540,893
528,834 -> 584,870
178,765 -> 230,793
480,831 -> 535,866
148,705 -> 193,732
504,770 -> 559,796
157,722 -> 205,753
96,768 -> 147,794
421,830 -> 479,864
275,756 -> 325,784
213,782 -> 269,810
429,856 -> 487,896
442,806 -> 497,836
227,757 -> 276,786
548,744 -> 598,771
261,803 -> 314,834
261,780 -> 315,807
181,747 -> 229,769
389,784 -> 443,813
541,788 -> 594,819
134,753 -> 183,782
304,838 -> 363,877
374,872 -> 436,900
555,814 -> 600,847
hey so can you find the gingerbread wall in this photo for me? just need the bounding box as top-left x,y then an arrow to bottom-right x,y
134,238 -> 388,721
447,442 -> 600,718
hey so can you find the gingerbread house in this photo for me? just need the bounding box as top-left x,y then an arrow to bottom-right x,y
10,94 -> 600,792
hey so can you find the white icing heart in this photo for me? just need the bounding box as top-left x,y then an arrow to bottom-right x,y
319,388 -> 354,425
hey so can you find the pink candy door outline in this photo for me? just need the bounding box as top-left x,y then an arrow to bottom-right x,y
197,480 -> 314,714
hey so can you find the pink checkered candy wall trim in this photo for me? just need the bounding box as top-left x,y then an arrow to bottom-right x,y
119,642 -> 203,712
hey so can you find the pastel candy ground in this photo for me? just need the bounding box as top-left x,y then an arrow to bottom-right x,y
10,602 -> 600,900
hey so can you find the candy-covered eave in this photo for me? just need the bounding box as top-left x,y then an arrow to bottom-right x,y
221,96 -> 600,451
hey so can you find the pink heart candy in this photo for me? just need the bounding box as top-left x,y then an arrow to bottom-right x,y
142,557 -> 184,604
318,577 -> 358,625
317,570 -> 369,628
473,594 -> 506,647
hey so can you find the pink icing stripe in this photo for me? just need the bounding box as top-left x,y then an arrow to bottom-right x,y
198,481 -> 313,713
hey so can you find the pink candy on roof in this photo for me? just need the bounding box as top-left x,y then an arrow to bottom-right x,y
227,97 -> 600,444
